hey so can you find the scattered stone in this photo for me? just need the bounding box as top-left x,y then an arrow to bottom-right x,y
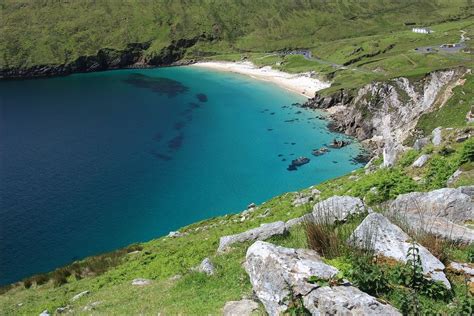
82,301 -> 102,312
39,310 -> 50,316
432,127 -> 443,146
169,274 -> 182,281
245,241 -> 400,315
247,202 -> 257,209
311,189 -> 321,196
312,196 -> 369,224
167,231 -> 184,238
456,135 -> 469,143
447,169 -> 463,186
131,278 -> 152,286
198,258 -> 215,275
449,262 -> 474,294
349,213 -> 451,289
412,154 -> 430,168
223,299 -> 259,316
127,250 -> 140,255
413,137 -> 430,150
71,290 -> 90,302
56,306 -> 71,314
217,221 -> 287,253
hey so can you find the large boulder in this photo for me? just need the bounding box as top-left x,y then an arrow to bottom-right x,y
349,213 -> 451,289
217,221 -> 286,253
223,299 -> 259,316
389,187 -> 473,224
245,241 -> 400,315
388,187 -> 474,243
198,258 -> 215,275
312,196 -> 369,223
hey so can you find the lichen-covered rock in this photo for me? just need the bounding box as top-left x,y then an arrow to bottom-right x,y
71,290 -> 90,301
390,187 -> 473,223
198,258 -> 215,275
217,221 -> 286,253
349,213 -> 451,289
412,154 -> 430,168
312,196 -> 368,224
245,241 -> 400,315
131,278 -> 152,286
432,127 -> 443,146
223,299 -> 259,316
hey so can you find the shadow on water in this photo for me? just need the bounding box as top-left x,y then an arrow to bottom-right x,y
123,73 -> 189,97
196,93 -> 208,102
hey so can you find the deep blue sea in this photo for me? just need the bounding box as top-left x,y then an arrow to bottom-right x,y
0,67 -> 363,285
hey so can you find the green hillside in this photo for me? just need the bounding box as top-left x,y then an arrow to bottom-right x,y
1,0 -> 472,69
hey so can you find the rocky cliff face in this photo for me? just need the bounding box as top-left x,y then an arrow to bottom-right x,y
0,34 -> 212,80
304,68 -> 469,157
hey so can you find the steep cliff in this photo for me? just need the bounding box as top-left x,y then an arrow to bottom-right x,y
304,67 -> 470,162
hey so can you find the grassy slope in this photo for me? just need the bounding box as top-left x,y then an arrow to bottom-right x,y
1,74 -> 473,315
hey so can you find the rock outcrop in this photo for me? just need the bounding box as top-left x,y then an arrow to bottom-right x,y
388,187 -> 474,243
312,196 -> 369,223
131,278 -> 152,286
349,213 -> 451,289
303,68 -> 468,158
217,221 -> 287,253
244,241 -> 400,315
223,299 -> 259,316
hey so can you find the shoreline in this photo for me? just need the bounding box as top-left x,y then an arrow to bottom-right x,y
190,61 -> 330,98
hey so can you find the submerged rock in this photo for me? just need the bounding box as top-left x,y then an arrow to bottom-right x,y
349,213 -> 451,289
244,241 -> 400,315
217,221 -> 287,253
223,299 -> 259,316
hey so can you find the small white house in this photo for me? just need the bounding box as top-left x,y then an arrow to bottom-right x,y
412,27 -> 432,34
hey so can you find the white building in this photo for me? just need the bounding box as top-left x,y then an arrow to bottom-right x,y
412,27 -> 432,34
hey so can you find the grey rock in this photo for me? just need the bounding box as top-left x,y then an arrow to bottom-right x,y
39,310 -> 50,316
303,286 -> 399,316
449,262 -> 474,276
198,258 -> 215,275
245,241 -> 400,315
432,127 -> 443,146
456,135 -> 469,143
383,142 -> 403,167
223,299 -> 259,316
389,187 -> 473,225
312,196 -> 368,224
447,169 -> 463,186
82,301 -> 102,312
292,195 -> 312,207
56,306 -> 71,314
217,221 -> 287,253
412,154 -> 430,168
71,290 -> 90,302
349,213 -> 451,289
285,214 -> 312,229
167,231 -> 183,238
413,137 -> 430,150
131,278 -> 152,286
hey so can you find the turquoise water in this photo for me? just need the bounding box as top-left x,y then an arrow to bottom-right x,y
0,67 -> 362,285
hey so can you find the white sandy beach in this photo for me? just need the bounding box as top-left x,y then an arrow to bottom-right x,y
191,61 -> 330,98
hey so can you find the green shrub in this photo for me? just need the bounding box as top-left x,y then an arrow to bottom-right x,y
348,255 -> 389,296
460,138 -> 474,165
424,156 -> 458,189
398,150 -> 419,168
